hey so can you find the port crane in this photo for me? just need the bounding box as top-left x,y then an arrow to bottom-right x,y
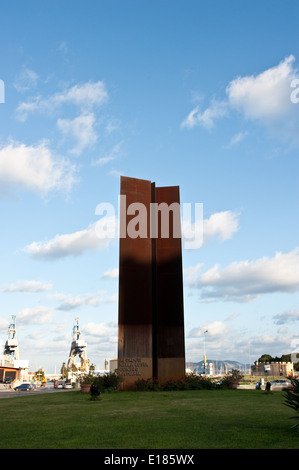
67,318 -> 89,374
3,315 -> 19,360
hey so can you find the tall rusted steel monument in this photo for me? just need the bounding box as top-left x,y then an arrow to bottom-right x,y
118,176 -> 185,389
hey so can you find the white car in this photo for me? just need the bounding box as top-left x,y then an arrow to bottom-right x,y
270,379 -> 292,389
63,382 -> 72,389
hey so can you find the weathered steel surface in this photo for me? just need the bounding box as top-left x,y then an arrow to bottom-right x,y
118,176 -> 185,389
118,177 -> 153,389
154,186 -> 185,383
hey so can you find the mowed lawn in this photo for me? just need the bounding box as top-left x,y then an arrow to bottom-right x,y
0,389 -> 298,449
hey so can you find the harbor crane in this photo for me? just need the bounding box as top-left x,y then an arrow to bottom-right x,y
3,315 -> 19,360
67,317 -> 89,374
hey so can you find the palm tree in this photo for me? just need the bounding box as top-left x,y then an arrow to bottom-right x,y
284,379 -> 299,430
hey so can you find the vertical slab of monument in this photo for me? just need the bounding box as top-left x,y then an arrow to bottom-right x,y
118,176 -> 185,390
118,176 -> 153,389
154,186 -> 185,383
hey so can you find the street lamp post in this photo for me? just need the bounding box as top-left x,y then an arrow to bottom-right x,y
203,330 -> 208,375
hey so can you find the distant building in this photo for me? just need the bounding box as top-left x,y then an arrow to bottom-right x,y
251,361 -> 293,377
0,355 -> 29,384
110,359 -> 118,373
0,316 -> 29,385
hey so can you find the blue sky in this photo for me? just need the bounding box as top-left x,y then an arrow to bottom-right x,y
0,0 -> 299,373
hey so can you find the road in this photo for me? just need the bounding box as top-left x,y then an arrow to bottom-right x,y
0,385 -> 76,399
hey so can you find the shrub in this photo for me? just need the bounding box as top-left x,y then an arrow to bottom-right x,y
80,373 -> 95,384
162,378 -> 187,391
185,373 -> 216,390
220,369 -> 244,388
93,372 -> 121,392
134,378 -> 161,391
134,373 -> 217,391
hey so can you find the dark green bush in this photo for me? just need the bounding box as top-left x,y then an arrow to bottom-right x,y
185,373 -> 216,390
163,378 -> 188,391
284,379 -> 299,430
93,372 -> 121,392
134,373 -> 217,391
134,378 -> 161,391
219,369 -> 244,388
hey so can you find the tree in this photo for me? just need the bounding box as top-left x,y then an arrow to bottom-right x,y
34,368 -> 45,382
60,362 -> 67,377
284,379 -> 299,430
281,354 -> 291,362
258,354 -> 273,362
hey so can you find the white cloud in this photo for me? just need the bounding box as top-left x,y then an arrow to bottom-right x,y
82,322 -> 112,338
17,306 -> 56,325
246,332 -> 298,361
186,327 -> 297,364
26,208 -> 238,262
95,155 -> 115,166
24,222 -> 114,260
57,112 -> 97,155
0,141 -> 77,195
106,293 -> 118,303
226,55 -> 297,120
14,66 -> 39,92
16,81 -> 108,121
181,100 -> 227,129
102,268 -> 119,279
57,41 -> 68,55
92,142 -> 123,166
203,210 -> 240,242
61,81 -> 108,108
226,131 -> 248,147
182,55 -> 299,144
190,248 -> 299,302
189,320 -> 229,338
3,280 -> 52,293
0,317 -> 9,333
273,310 -> 299,325
16,96 -> 43,121
182,209 -> 240,250
56,292 -> 105,311
105,117 -> 121,134
183,263 -> 203,285
108,169 -> 122,178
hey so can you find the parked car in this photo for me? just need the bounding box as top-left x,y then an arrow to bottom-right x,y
270,379 -> 292,389
14,383 -> 33,391
54,380 -> 64,388
4,377 -> 12,384
63,382 -> 72,389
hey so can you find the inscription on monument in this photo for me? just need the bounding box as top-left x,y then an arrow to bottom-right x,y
119,357 -> 151,377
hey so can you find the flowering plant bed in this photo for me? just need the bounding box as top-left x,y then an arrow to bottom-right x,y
134,373 -> 217,391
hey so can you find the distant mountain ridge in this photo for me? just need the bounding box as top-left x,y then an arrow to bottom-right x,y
187,359 -> 250,374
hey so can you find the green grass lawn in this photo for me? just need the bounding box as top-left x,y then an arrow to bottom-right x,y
0,389 -> 298,449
